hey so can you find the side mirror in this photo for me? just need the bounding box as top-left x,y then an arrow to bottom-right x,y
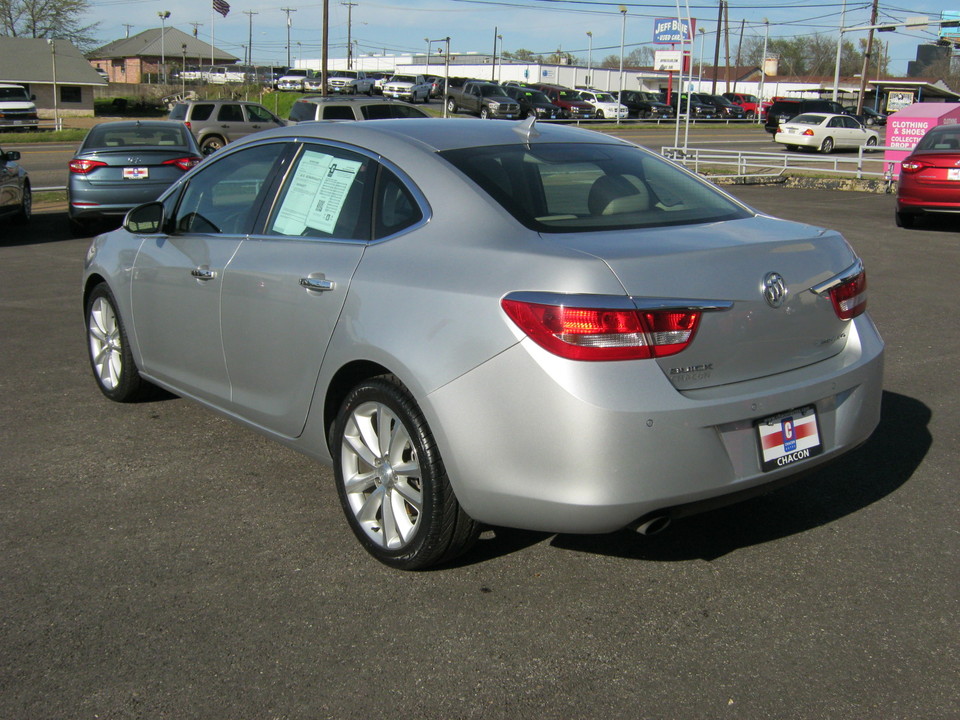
124,201 -> 165,234
4,150 -> 21,161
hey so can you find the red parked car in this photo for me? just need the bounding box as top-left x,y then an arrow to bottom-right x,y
896,124 -> 960,228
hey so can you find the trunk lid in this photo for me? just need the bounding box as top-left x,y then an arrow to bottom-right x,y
546,215 -> 860,390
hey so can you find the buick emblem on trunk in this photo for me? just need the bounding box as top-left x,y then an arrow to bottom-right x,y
762,272 -> 787,308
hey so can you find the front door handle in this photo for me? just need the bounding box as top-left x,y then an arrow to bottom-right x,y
300,276 -> 334,292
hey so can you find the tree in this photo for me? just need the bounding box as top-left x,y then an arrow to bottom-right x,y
503,48 -> 539,62
0,0 -> 99,49
740,33 -> 888,78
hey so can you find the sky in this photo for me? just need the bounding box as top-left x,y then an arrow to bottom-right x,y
83,0 -> 960,76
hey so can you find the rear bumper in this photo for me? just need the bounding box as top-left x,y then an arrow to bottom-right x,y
426,313 -> 884,534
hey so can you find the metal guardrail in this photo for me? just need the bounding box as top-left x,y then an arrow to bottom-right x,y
661,145 -> 899,182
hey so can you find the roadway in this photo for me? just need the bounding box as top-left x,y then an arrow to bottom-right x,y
0,183 -> 956,718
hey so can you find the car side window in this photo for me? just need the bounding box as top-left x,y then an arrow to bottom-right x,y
324,106 -> 357,120
217,104 -> 244,122
267,145 -> 373,241
245,104 -> 276,123
171,143 -> 288,235
190,104 -> 214,121
828,117 -> 844,128
374,168 -> 422,239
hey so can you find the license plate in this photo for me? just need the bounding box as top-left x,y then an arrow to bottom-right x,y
123,167 -> 149,179
948,169 -> 960,180
756,406 -> 823,472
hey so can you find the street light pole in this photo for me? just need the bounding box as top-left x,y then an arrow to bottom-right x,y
282,7 -> 297,67
618,7 -> 627,104
47,39 -> 60,131
586,31 -> 592,85
181,43 -> 187,95
158,11 -> 170,84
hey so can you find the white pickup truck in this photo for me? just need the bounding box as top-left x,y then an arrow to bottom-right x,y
0,84 -> 39,130
382,74 -> 431,103
327,70 -> 375,95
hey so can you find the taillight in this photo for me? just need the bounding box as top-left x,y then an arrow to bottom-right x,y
900,159 -> 930,174
802,129 -> 815,136
69,158 -> 108,174
162,156 -> 202,171
827,270 -> 867,320
501,299 -> 700,361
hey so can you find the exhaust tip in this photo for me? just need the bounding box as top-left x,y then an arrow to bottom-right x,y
634,515 -> 671,536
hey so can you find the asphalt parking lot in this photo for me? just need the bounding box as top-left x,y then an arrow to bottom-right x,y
1,187 -> 957,719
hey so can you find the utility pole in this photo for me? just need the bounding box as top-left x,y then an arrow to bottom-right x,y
711,0 -> 723,94
341,2 -> 357,69
189,23 -> 203,69
123,24 -> 134,38
243,10 -> 258,66
282,7 -> 297,67
855,0 -> 879,114
322,0 -> 329,94
491,26 -> 498,81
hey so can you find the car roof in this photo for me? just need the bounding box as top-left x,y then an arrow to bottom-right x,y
237,117 -> 629,154
296,96 -> 415,106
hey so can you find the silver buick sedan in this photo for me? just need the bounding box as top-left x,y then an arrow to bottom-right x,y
82,118 -> 884,569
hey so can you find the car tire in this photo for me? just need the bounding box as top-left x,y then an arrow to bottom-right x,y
746,110 -> 756,119
642,110 -> 652,119
895,210 -> 915,229
13,181 -> 30,225
330,374 -> 481,570
200,135 -> 226,156
819,137 -> 834,154
596,110 -> 605,119
446,98 -> 457,113
85,283 -> 153,403
784,144 -> 798,152
866,136 -> 878,150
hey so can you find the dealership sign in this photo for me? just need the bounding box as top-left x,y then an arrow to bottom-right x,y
654,18 -> 695,44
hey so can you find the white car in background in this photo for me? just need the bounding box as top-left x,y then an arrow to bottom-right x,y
774,113 -> 880,154
276,69 -> 318,92
577,89 -> 629,120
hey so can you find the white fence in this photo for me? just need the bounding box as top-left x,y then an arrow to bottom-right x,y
661,145 -> 899,181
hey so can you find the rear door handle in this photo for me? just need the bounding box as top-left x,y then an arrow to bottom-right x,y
191,267 -> 216,281
299,276 -> 335,292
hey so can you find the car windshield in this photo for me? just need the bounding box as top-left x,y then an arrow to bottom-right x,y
84,125 -> 190,149
557,90 -> 581,101
790,114 -> 827,125
392,76 -> 417,83
0,86 -> 29,100
592,93 -> 616,102
440,143 -> 750,233
479,85 -> 504,97
333,71 -> 357,78
527,91 -> 552,104
640,93 -> 661,102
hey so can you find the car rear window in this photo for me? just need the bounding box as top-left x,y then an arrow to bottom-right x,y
915,129 -> 960,152
440,142 -> 750,233
791,114 -> 826,125
84,124 -> 190,149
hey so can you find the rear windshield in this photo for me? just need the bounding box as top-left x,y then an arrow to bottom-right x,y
790,114 -> 826,125
915,129 -> 960,152
440,142 -> 750,233
84,124 -> 191,149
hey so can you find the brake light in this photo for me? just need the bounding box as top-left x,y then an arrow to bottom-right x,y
162,155 -> 202,171
69,158 -> 108,174
184,121 -> 192,129
802,129 -> 815,136
501,299 -> 700,361
900,159 -> 930,174
828,270 -> 867,320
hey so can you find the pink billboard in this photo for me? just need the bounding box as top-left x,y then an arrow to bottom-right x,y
884,103 -> 960,177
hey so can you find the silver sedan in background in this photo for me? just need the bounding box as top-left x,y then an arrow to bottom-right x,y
82,118 -> 884,569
